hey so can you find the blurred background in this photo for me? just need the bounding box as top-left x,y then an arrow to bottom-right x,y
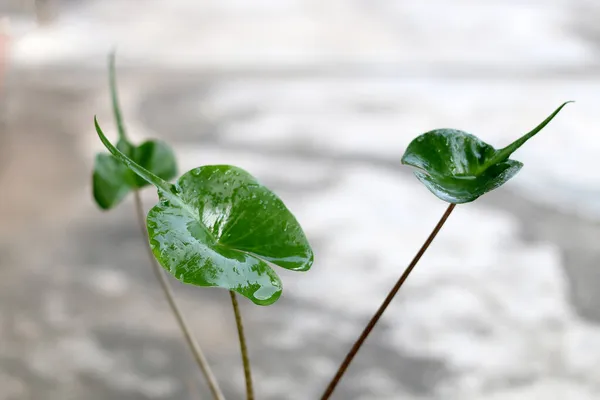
2,0 -> 600,399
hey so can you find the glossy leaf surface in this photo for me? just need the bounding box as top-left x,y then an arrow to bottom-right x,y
401,102 -> 572,204
95,118 -> 314,305
92,51 -> 177,209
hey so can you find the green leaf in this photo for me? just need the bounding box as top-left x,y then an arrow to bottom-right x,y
92,51 -> 178,210
92,139 -> 178,209
95,117 -> 314,305
93,152 -> 132,210
131,140 -> 178,189
401,102 -> 572,204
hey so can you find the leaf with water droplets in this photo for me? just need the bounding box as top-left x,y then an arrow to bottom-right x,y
95,117 -> 314,305
92,51 -> 177,210
401,102 -> 572,204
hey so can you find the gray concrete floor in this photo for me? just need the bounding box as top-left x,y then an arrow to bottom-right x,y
3,1 -> 600,399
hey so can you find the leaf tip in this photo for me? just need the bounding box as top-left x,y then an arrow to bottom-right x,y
254,291 -> 282,306
299,249 -> 315,272
557,100 -> 575,110
93,115 -> 103,136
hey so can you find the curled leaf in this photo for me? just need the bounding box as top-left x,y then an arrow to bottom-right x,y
95,117 -> 314,305
401,102 -> 572,203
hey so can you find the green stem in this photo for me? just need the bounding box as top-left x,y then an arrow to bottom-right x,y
230,291 -> 254,400
108,50 -> 128,143
133,191 -> 226,400
490,101 -> 573,165
320,203 -> 456,400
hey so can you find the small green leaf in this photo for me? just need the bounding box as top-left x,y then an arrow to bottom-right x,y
92,51 -> 178,210
92,139 -> 178,209
93,153 -> 132,209
95,117 -> 314,305
401,102 -> 572,203
131,140 -> 178,189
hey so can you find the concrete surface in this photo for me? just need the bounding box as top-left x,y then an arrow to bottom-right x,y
2,0 -> 600,399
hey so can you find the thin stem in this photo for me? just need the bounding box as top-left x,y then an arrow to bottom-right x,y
229,291 -> 254,400
320,203 -> 457,400
133,191 -> 225,400
108,50 -> 128,143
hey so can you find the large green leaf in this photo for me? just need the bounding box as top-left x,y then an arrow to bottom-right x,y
401,102 -> 572,204
92,51 -> 178,210
94,117 -> 314,305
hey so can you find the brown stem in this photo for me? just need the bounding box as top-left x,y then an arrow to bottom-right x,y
133,191 -> 226,400
229,291 -> 254,400
320,203 -> 457,400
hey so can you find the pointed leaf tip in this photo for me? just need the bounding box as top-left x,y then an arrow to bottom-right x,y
492,100 -> 573,163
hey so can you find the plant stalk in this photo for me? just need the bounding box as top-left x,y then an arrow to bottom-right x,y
229,291 -> 254,400
133,191 -> 225,400
320,203 -> 456,400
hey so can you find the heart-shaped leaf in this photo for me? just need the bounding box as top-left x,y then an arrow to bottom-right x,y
94,117 -> 314,305
401,102 -> 572,204
92,51 -> 177,210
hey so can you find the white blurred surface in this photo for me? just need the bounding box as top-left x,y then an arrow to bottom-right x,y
3,0 -> 600,399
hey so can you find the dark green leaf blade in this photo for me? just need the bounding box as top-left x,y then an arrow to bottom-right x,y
147,202 -> 284,305
413,159 -> 522,203
132,140 -> 178,189
147,165 -> 313,305
177,166 -> 314,272
401,129 -> 497,178
401,102 -> 572,204
92,153 -> 132,209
